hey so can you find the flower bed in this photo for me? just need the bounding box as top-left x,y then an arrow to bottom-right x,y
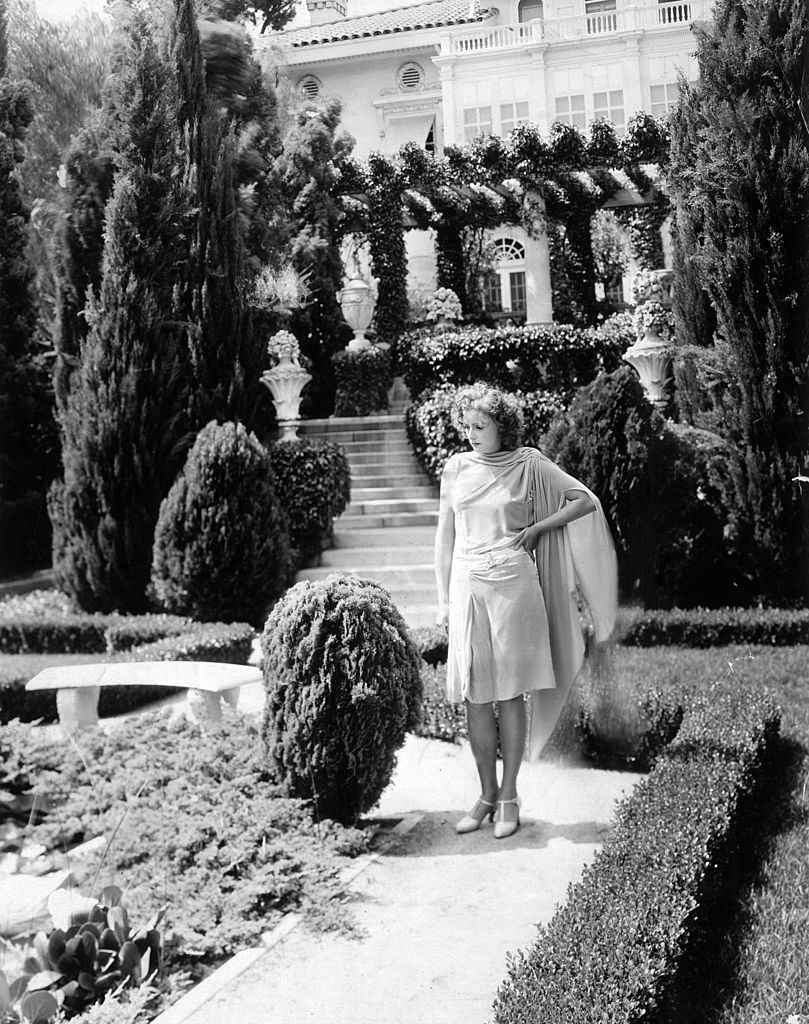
492,683 -> 780,1024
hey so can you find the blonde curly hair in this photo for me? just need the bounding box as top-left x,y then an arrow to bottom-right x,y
451,383 -> 524,451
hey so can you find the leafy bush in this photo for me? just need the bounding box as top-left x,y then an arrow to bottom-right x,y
493,684 -> 780,1024
405,383 -> 563,482
409,624 -> 449,666
543,366 -> 744,607
22,711 -> 370,968
332,346 -> 392,417
621,607 -> 809,647
414,662 -> 467,744
260,575 -> 423,824
268,438 -> 351,567
398,316 -> 630,401
150,421 -> 291,627
576,686 -> 684,772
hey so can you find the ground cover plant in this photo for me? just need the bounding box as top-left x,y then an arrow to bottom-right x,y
13,711 -> 370,1001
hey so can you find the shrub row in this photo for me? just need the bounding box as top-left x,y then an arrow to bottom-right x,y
492,684 -> 780,1024
332,346 -> 392,416
0,614 -> 115,654
398,315 -> 632,401
126,622 -> 254,665
620,607 -> 809,647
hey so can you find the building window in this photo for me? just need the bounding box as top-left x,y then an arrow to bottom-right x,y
518,0 -> 543,21
593,89 -> 625,131
482,237 -> 527,315
500,101 -> 530,136
397,62 -> 425,92
298,75 -> 322,100
425,120 -> 436,154
650,82 -> 680,116
463,106 -> 493,142
554,94 -> 586,129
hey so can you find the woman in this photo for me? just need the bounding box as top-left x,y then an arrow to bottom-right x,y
434,383 -> 617,838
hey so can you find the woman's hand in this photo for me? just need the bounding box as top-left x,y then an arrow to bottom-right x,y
514,523 -> 543,553
435,602 -> 449,629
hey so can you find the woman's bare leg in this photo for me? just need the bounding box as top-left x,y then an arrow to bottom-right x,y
497,696 -> 526,816
465,699 -> 499,802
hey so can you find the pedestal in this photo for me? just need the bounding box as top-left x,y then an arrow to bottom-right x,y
56,686 -> 100,732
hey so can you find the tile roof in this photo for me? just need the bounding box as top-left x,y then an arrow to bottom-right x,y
276,0 -> 496,48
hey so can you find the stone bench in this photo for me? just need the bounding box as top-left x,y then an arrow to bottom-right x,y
25,661 -> 263,731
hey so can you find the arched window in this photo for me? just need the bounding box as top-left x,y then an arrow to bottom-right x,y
518,0 -> 543,22
482,237 -> 527,316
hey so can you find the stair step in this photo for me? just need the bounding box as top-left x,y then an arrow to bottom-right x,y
330,525 -> 436,548
337,511 -> 439,530
319,545 -> 433,567
300,428 -> 408,444
335,440 -> 413,455
351,472 -> 430,488
296,564 -> 434,585
345,498 -> 438,516
299,414 -> 404,433
342,451 -> 421,467
351,484 -> 437,501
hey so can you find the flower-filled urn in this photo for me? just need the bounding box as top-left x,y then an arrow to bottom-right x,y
260,330 -> 311,440
623,269 -> 676,411
338,277 -> 375,350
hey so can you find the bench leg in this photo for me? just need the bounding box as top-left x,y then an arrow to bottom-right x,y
57,687 -> 100,732
222,687 -> 240,710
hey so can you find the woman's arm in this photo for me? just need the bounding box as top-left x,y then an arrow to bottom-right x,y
514,489 -> 595,553
434,461 -> 456,628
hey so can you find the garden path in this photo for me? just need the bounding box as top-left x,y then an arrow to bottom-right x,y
153,707 -> 639,1024
295,398 -> 440,628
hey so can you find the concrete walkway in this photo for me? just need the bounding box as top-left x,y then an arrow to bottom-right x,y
155,685 -> 639,1024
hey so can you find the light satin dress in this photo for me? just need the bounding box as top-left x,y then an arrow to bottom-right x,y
438,446 -> 618,759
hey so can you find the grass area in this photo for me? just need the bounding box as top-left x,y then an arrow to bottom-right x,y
0,651 -> 111,677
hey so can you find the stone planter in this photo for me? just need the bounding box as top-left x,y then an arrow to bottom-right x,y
260,357 -> 311,440
338,277 -> 375,350
622,328 -> 673,411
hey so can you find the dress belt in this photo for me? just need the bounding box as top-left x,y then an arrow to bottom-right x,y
454,549 -> 533,570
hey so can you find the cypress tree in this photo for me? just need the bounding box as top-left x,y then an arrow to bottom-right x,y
50,15 -> 188,611
272,97 -> 352,416
667,0 -> 809,603
0,0 -> 54,574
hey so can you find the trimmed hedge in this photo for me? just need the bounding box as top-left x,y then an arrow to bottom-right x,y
104,614 -> 195,652
268,438 -> 351,567
620,607 -> 809,647
0,614 -> 116,654
332,346 -> 393,417
398,315 -> 631,401
126,623 -> 254,665
493,684 -> 780,1024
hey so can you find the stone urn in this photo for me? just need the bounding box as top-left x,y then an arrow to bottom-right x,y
624,269 -> 676,411
260,331 -> 311,441
338,277 -> 375,350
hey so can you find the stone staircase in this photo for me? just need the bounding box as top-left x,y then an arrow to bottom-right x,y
296,402 -> 439,629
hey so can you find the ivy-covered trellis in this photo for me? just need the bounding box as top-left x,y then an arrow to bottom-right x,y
336,112 -> 671,339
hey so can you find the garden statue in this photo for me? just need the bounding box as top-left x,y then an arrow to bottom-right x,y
260,330 -> 311,440
623,269 -> 676,410
338,276 -> 376,350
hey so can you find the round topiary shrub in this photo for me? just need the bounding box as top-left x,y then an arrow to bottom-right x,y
150,421 -> 291,626
260,574 -> 423,825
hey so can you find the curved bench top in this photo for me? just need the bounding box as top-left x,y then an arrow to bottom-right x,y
25,661 -> 263,693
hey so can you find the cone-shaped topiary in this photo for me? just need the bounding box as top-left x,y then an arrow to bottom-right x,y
150,420 -> 291,626
260,574 -> 423,825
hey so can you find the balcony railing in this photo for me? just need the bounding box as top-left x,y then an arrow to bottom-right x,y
443,0 -> 708,54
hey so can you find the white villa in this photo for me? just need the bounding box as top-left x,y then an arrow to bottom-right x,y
259,0 -> 707,320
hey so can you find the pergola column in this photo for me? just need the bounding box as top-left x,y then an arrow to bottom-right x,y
524,195 -> 553,323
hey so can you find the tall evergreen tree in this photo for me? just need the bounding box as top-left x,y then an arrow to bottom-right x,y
668,0 -> 809,603
50,15 -> 188,610
272,97 -> 353,416
0,0 -> 54,574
